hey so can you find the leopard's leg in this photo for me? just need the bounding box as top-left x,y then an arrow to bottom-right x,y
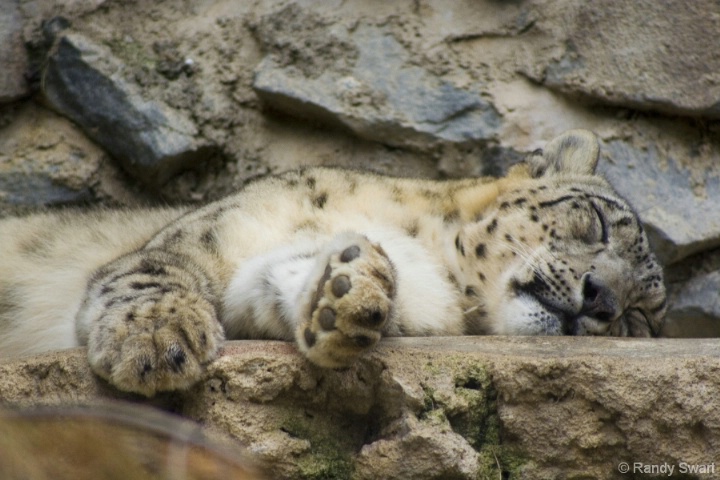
297,233 -> 397,367
223,232 -> 396,368
76,249 -> 224,396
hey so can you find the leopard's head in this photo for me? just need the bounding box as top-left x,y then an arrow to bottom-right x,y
458,130 -> 666,337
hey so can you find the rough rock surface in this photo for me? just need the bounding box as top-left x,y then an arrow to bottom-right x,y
0,1 -> 29,103
599,138 -> 720,265
252,7 -> 501,150
43,32 -> 212,186
521,0 -> 720,118
2,337 -> 720,480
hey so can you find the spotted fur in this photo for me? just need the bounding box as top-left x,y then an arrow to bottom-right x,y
0,130 -> 666,395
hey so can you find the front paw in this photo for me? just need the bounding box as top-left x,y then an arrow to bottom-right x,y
87,291 -> 224,396
297,234 -> 396,368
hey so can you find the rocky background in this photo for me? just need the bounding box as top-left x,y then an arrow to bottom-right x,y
2,0 -> 720,336
3,2 -> 720,479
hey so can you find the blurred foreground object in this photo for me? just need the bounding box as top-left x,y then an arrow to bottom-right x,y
0,402 -> 262,480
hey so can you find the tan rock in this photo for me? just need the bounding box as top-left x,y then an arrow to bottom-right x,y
2,337 -> 718,479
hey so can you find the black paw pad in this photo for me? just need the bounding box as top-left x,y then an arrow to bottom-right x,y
331,275 -> 351,297
340,245 -> 361,262
304,328 -> 316,347
319,308 -> 336,330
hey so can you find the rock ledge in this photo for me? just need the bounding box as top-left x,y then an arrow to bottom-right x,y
2,336 -> 718,479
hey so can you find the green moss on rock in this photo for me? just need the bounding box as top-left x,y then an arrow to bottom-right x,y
280,414 -> 355,480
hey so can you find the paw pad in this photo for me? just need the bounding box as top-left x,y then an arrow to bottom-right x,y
298,235 -> 396,368
340,245 -> 361,262
319,307 -> 337,330
304,328 -> 316,347
331,275 -> 351,297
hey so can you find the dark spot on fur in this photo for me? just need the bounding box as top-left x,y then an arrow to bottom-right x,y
614,217 -> 633,228
405,221 -> 420,237
139,261 -> 168,277
444,209 -> 460,223
167,346 -> 187,373
140,359 -> 153,378
478,272 -> 486,282
514,198 -> 527,206
530,213 -> 540,222
100,285 -> 114,295
475,243 -> 486,258
306,177 -> 316,190
201,229 -> 217,253
126,312 -> 135,322
539,195 -> 575,208
313,192 -> 328,209
18,235 -> 49,257
487,219 -> 498,234
200,207 -> 226,223
294,219 -> 318,232
167,230 -> 185,244
455,235 -> 465,256
421,189 -> 441,200
105,295 -> 138,308
505,234 -> 514,243
130,281 -> 163,291
499,201 -> 510,210
465,286 -> 478,297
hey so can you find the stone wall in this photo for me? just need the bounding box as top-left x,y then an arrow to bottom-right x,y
2,1 -> 720,478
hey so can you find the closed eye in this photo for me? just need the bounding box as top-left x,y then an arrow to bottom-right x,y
590,202 -> 609,244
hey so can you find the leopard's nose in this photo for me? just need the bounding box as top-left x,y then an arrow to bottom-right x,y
580,274 -> 618,322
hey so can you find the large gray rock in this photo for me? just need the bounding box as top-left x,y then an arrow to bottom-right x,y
522,0 -> 720,118
665,271 -> 720,338
3,337 -> 719,479
0,0 -> 29,103
599,140 -> 720,265
252,11 -> 501,150
42,33 -> 211,186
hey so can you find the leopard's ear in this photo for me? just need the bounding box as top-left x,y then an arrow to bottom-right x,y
527,129 -> 599,178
